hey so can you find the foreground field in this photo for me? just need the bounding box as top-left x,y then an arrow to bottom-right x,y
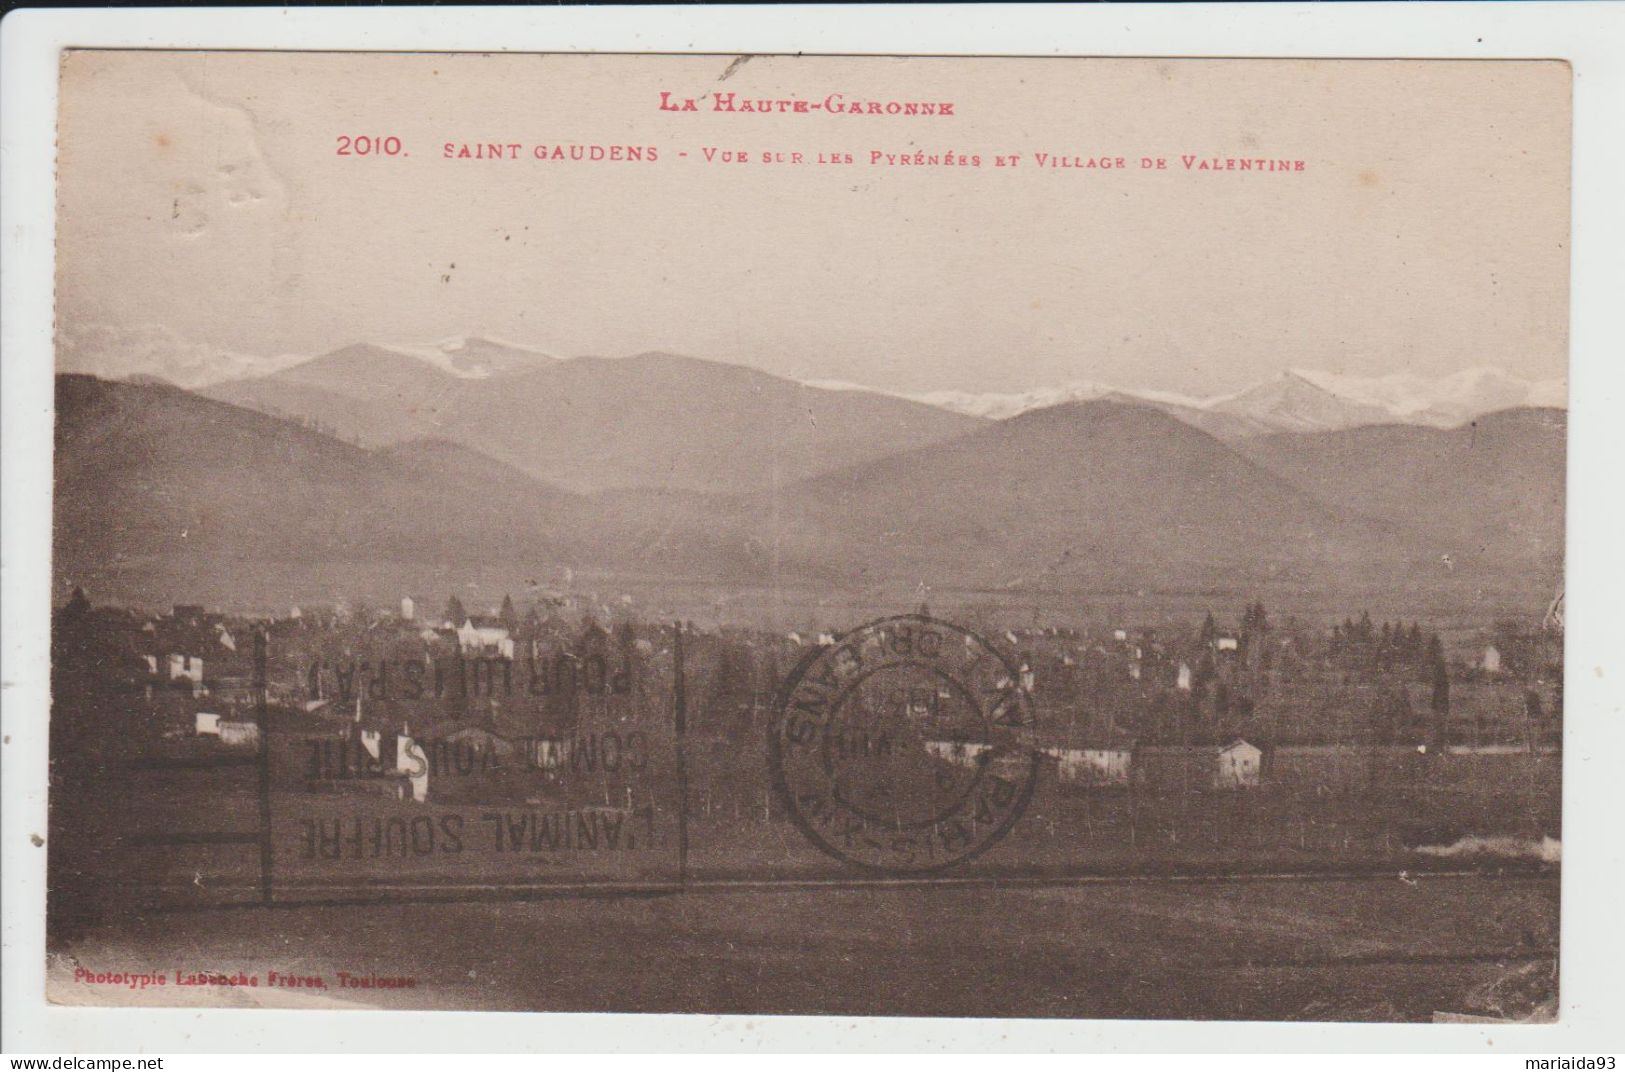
48,873 -> 1557,1022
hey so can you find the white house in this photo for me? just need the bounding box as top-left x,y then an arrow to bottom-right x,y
456,620 -> 514,659
1216,637 -> 1239,652
1214,739 -> 1263,788
195,712 -> 221,736
167,653 -> 205,696
168,653 -> 204,685
1482,644 -> 1502,674
217,720 -> 260,748
401,596 -> 416,621
1176,662 -> 1193,691
1047,744 -> 1133,787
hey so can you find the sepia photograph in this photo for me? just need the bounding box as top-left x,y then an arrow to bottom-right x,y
21,40 -> 1586,1033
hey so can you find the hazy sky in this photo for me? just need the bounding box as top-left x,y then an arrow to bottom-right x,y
55,51 -> 1571,395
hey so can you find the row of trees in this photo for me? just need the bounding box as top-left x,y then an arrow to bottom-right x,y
1329,612 -> 1444,671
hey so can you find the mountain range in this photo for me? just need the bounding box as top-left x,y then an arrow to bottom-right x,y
194,338 -> 1566,497
55,345 -> 1567,614
203,341 -> 986,494
209,336 -> 1563,452
739,399 -> 1419,592
860,366 -> 1566,435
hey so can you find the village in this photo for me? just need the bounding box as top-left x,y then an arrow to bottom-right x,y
50,584 -> 1561,835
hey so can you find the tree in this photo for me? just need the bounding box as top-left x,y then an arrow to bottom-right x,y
1375,687 -> 1411,744
1430,652 -> 1451,749
62,586 -> 91,621
1193,649 -> 1217,704
499,594 -> 518,631
1200,612 -> 1218,646
445,594 -> 467,626
581,614 -> 607,644
1425,633 -> 1445,677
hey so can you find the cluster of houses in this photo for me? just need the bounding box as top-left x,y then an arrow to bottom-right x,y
379,596 -> 522,658
55,599 -> 269,745
927,734 -> 1266,791
61,586 -> 1559,791
930,732 -> 1556,795
142,605 -> 240,696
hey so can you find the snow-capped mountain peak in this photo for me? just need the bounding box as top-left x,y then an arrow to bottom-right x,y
72,319 -> 1563,437
911,381 -> 1115,421
1204,370 -> 1398,433
831,365 -> 1567,435
59,323 -> 310,389
381,335 -> 558,379
804,378 -> 1114,420
1286,366 -> 1566,427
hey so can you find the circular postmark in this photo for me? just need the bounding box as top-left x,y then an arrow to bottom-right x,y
769,615 -> 1041,873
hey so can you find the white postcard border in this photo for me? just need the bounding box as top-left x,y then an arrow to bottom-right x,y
4,2 -> 1623,1054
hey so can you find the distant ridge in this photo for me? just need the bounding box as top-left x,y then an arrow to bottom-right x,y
149,323 -> 1571,439
874,367 -> 1567,435
70,318 -> 1566,437
205,346 -> 986,494
749,397 -> 1422,592
1236,406 -> 1566,585
54,374 -> 1565,611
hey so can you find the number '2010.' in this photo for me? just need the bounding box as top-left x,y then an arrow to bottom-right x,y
336,135 -> 402,156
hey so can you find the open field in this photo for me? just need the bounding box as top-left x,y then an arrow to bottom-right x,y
58,558 -> 1561,637
48,873 -> 1558,1021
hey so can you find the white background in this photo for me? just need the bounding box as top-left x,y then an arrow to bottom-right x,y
4,2 -> 1623,1054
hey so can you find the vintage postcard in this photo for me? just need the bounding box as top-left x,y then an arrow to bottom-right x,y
43,49 -> 1568,1022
